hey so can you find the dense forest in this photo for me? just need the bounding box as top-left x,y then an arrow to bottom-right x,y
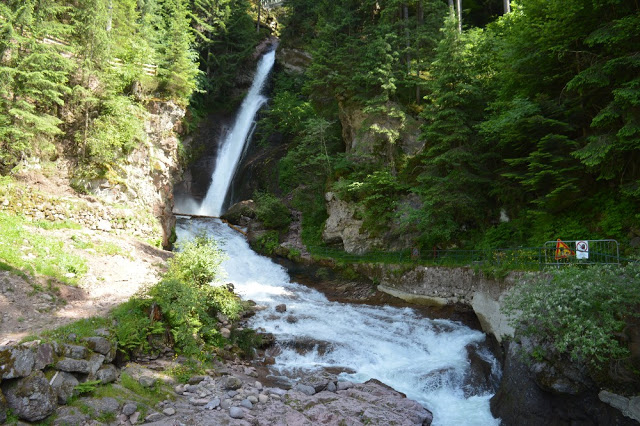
0,0 -> 260,180
1,0 -> 639,254
262,0 -> 640,254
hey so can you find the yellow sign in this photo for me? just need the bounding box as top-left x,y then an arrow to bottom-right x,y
555,239 -> 575,260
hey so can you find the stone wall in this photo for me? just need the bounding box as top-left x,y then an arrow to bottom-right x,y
0,333 -> 118,423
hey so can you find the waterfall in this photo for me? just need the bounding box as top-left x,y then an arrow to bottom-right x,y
198,50 -> 276,217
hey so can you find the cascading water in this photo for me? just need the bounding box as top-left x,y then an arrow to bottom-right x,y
198,50 -> 276,217
177,49 -> 501,425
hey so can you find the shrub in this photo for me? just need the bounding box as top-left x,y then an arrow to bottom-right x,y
166,233 -> 226,287
254,191 -> 291,230
503,264 -> 640,369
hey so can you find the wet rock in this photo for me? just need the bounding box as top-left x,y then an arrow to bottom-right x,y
2,370 -> 57,422
50,371 -> 79,404
275,304 -> 287,313
462,343 -> 499,397
229,406 -> 245,419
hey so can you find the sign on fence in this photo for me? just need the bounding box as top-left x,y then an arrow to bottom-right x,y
576,240 -> 589,260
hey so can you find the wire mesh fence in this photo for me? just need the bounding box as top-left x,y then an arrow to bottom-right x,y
306,239 -> 624,270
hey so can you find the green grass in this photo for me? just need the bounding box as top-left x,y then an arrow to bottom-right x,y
71,235 -> 128,257
38,317 -> 112,342
0,211 -> 88,284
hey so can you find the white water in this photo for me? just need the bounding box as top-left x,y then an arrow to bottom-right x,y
198,50 -> 276,217
176,219 -> 501,426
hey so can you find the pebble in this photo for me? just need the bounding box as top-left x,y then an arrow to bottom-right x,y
122,403 -> 137,416
255,381 -> 263,390
227,390 -> 238,398
258,394 -> 269,404
229,406 -> 245,419
189,397 -> 209,406
220,399 -> 232,409
205,398 -> 220,410
247,395 -> 258,404
163,407 -> 176,416
240,399 -> 253,409
145,412 -> 164,422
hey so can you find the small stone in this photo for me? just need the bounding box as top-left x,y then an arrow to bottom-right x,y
222,376 -> 242,390
145,412 -> 164,422
229,407 -> 245,419
188,375 -> 206,384
326,381 -> 337,392
189,397 -> 209,406
138,376 -> 157,388
228,390 -> 238,398
258,394 -> 269,404
337,381 -> 354,391
247,395 -> 258,404
129,411 -> 141,424
240,399 -> 253,409
205,398 -> 220,410
254,381 -> 263,390
220,399 -> 232,409
275,304 -> 286,313
293,383 -> 316,396
220,327 -> 231,338
174,385 -> 184,395
122,402 -> 138,416
163,407 -> 176,416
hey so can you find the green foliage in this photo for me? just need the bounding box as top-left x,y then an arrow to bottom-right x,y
503,264 -> 640,369
40,317 -> 112,342
254,191 -> 291,230
74,380 -> 102,395
0,211 -> 87,284
166,233 -> 226,287
251,230 -> 280,255
229,328 -> 263,359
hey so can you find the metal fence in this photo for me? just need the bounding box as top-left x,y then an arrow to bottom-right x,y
306,239 -> 622,270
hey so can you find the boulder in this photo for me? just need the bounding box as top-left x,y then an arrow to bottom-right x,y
229,406 -> 245,419
33,343 -> 55,370
275,304 -> 287,313
81,397 -> 120,417
62,344 -> 88,360
0,389 -> 7,423
50,371 -> 79,404
1,370 -> 57,422
55,358 -> 92,374
0,345 -> 35,379
83,337 -> 112,355
221,376 -> 242,390
221,200 -> 257,226
96,364 -> 118,384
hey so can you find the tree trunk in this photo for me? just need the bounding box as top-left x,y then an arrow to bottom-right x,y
417,0 -> 424,25
106,0 -> 113,32
503,0 -> 510,14
456,0 -> 462,32
256,0 -> 261,33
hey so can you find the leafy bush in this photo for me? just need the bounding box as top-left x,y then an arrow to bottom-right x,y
503,264 -> 640,369
166,233 -> 226,287
254,192 -> 291,230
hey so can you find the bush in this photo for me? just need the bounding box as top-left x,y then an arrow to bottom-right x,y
166,233 -> 226,287
503,264 -> 640,369
254,192 -> 291,230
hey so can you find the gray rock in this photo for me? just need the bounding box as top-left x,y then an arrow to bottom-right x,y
220,399 -> 232,409
258,394 -> 268,404
240,398 -> 253,409
96,364 -> 118,384
130,411 -> 141,424
33,343 -> 54,370
189,397 -> 209,406
83,337 -> 112,355
55,358 -> 91,374
227,390 -> 238,398
62,344 -> 88,359
220,328 -> 231,338
205,398 -> 220,410
2,370 -> 57,422
275,304 -> 287,313
247,395 -> 258,404
326,381 -> 337,392
254,381 -> 263,390
222,376 -> 242,390
0,345 -> 35,379
185,384 -> 199,393
293,383 -> 316,396
145,412 -> 164,422
50,371 -> 79,404
138,375 -> 157,388
82,396 -> 120,416
87,353 -> 105,375
0,389 -> 7,423
122,402 -> 138,416
337,381 -> 354,391
163,407 -> 176,416
229,406 -> 245,419
188,375 -> 206,384
53,414 -> 90,425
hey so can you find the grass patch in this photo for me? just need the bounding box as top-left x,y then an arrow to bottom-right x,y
0,211 -> 87,284
35,220 -> 82,230
38,317 -> 112,342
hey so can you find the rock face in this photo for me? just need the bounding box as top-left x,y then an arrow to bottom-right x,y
276,47 -> 312,74
73,100 -> 184,249
1,370 -> 57,422
491,341 -> 638,425
322,192 -> 383,254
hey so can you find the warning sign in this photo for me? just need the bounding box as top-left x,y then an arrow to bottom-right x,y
555,239 -> 575,260
576,240 -> 589,260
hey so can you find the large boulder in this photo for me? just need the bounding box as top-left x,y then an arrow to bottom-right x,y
1,370 -> 57,422
0,345 -> 35,380
50,371 -> 79,405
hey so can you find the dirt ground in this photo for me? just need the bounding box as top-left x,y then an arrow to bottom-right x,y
0,166 -> 173,345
